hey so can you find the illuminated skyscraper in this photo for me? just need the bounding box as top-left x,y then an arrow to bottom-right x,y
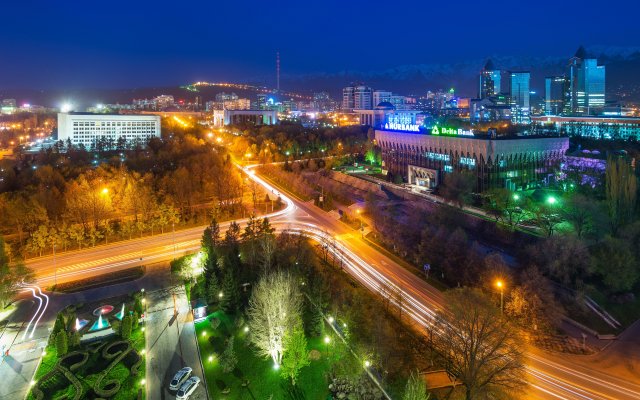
479,60 -> 502,99
545,76 -> 567,115
509,71 -> 530,124
567,46 -> 605,115
343,85 -> 373,110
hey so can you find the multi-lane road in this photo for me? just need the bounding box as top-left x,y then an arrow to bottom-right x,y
17,165 -> 640,399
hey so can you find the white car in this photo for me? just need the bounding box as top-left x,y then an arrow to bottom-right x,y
169,367 -> 192,391
176,376 -> 200,400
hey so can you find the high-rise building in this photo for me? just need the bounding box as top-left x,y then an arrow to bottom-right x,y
342,86 -> 355,110
354,86 -> 373,110
567,46 -> 605,115
479,60 -> 502,99
545,76 -> 567,115
373,90 -> 392,107
509,71 -> 530,124
342,85 -> 373,110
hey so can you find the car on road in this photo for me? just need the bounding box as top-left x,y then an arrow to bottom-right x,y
176,376 -> 200,400
169,367 -> 192,391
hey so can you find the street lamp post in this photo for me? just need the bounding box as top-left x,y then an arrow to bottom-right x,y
496,280 -> 504,315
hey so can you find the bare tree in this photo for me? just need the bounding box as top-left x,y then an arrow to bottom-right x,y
434,288 -> 525,400
247,271 -> 303,366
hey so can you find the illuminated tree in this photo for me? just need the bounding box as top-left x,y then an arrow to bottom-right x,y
434,288 -> 525,400
0,236 -> 33,309
280,325 -> 310,385
402,371 -> 430,400
220,337 -> 238,373
247,271 -> 302,366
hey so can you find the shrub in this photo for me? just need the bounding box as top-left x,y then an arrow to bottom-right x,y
220,337 -> 238,373
56,330 -> 69,356
120,315 -> 132,340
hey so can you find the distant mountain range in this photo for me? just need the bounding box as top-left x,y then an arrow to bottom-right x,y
282,46 -> 640,101
2,47 -> 639,107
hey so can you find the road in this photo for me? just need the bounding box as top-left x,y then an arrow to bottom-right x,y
20,165 -> 640,400
146,284 -> 207,400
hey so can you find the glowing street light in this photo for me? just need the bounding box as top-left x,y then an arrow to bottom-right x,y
364,360 -> 371,368
496,280 -> 505,315
513,194 -> 520,201
547,196 -> 557,205
101,187 -> 109,195
328,316 -> 334,323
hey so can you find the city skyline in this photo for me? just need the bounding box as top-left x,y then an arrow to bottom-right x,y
2,0 -> 640,90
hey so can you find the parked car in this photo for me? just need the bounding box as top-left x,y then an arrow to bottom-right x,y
176,376 -> 201,400
169,367 -> 192,391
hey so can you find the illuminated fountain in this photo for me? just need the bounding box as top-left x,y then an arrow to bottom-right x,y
88,311 -> 111,332
115,304 -> 125,321
75,318 -> 89,331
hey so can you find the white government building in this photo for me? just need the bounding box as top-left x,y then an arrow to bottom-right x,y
57,113 -> 161,148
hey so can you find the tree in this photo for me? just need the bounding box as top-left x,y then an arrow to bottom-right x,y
483,189 -> 527,229
440,170 -> 475,208
220,270 -> 239,313
591,236 -> 639,293
220,337 -> 238,373
434,288 -> 525,400
0,236 -> 33,309
206,272 -> 220,305
403,371 -> 430,400
533,204 -> 563,237
280,325 -> 310,386
247,271 -> 303,366
606,157 -> 637,236
224,221 -> 241,247
561,193 -> 599,238
121,315 -> 132,339
56,330 -> 69,356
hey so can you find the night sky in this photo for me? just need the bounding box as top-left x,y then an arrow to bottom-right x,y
2,0 -> 639,89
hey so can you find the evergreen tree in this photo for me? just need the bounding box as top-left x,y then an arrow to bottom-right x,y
134,296 -> 144,316
220,337 -> 238,373
120,315 -> 132,340
220,270 -> 238,313
49,313 -> 66,345
224,221 -> 241,247
132,311 -> 140,329
206,272 -> 220,306
403,371 -> 430,400
56,330 -> 68,356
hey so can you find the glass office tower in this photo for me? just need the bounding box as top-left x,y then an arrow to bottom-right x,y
510,71 -> 530,124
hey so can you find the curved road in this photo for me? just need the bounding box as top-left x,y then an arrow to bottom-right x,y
23,166 -> 640,400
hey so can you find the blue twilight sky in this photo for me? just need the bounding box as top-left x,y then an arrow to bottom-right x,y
1,0 -> 639,89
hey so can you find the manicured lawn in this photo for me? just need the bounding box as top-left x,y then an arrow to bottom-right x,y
195,311 -> 336,399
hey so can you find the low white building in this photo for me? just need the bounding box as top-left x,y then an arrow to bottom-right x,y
211,109 -> 278,127
57,113 -> 161,148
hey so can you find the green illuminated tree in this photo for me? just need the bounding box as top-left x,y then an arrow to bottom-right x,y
56,330 -> 69,356
120,315 -> 132,340
280,325 -> 310,385
402,371 -> 430,400
220,337 -> 238,373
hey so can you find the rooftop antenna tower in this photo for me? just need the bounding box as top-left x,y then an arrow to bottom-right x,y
276,51 -> 280,91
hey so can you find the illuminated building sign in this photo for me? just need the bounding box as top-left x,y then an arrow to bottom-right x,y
384,114 -> 421,132
460,157 -> 476,166
427,152 -> 450,162
431,125 -> 474,137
